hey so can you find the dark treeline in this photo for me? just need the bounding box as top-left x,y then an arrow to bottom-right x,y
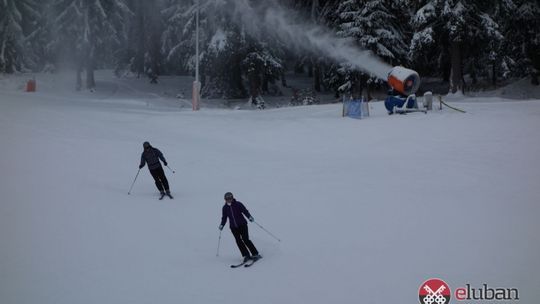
1,0 -> 538,98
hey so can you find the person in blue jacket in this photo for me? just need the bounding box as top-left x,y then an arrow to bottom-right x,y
139,141 -> 171,196
219,192 -> 261,262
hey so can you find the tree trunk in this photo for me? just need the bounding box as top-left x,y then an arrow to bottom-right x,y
313,62 -> 321,92
294,61 -> 304,74
262,73 -> 269,93
449,41 -> 463,93
86,68 -> 95,90
281,71 -> 288,88
232,56 -> 245,98
81,2 -> 95,90
76,67 -> 82,91
86,52 -> 95,90
440,49 -> 451,82
531,71 -> 539,86
134,0 -> 145,77
146,1 -> 161,78
470,63 -> 477,85
492,63 -> 497,86
311,0 -> 321,93
249,72 -> 261,100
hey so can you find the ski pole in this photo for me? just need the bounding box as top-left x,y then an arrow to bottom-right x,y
216,230 -> 222,257
127,169 -> 141,195
253,221 -> 281,242
166,165 -> 176,174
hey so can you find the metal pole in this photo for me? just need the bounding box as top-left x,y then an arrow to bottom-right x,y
195,0 -> 199,84
253,221 -> 281,242
128,169 -> 141,195
216,230 -> 222,257
165,165 -> 176,174
192,0 -> 201,111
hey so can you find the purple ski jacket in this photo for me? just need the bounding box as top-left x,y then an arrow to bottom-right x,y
221,200 -> 252,229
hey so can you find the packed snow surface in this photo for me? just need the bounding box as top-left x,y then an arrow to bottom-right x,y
1,72 -> 539,304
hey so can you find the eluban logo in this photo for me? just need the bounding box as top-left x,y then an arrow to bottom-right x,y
455,284 -> 519,301
419,279 -> 520,303
419,278 -> 451,304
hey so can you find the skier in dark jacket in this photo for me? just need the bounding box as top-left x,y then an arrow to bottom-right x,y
139,141 -> 171,198
219,192 -> 261,263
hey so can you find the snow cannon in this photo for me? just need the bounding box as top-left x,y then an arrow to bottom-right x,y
387,66 -> 420,96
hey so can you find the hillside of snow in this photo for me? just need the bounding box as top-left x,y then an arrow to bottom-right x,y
1,72 -> 539,304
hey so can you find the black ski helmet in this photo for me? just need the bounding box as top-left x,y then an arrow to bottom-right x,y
224,192 -> 234,200
143,141 -> 150,149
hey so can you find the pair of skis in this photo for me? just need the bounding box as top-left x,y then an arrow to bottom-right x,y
230,256 -> 262,268
159,193 -> 174,200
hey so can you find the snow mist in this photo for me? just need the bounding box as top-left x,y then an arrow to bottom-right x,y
229,0 -> 393,80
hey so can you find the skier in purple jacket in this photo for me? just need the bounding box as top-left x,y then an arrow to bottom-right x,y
219,192 -> 261,262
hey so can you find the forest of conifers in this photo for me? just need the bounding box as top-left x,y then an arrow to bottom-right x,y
1,0 -> 538,98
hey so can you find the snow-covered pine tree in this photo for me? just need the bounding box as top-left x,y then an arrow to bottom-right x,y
477,12 -> 504,85
468,0 -> 507,86
330,0 -> 409,98
443,1 -> 471,93
409,0 -> 448,79
0,0 -> 42,73
122,0 -> 161,79
317,0 -> 345,98
162,0 -> 284,103
201,22 -> 283,103
241,45 -> 284,108
48,0 -> 131,89
173,0 -> 250,99
200,22 -> 248,99
337,0 -> 408,65
293,0 -> 324,92
443,1 -> 503,93
480,0 -> 517,84
410,0 -> 496,92
504,0 -> 540,85
161,0 -> 209,76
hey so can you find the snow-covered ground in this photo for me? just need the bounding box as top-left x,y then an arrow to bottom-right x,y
1,72 -> 539,304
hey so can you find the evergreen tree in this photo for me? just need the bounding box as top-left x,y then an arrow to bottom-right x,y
161,0 -> 206,75
505,0 -> 540,85
162,0 -> 284,103
324,0 -> 409,98
48,0 -> 131,89
289,0 -> 325,92
469,0 -> 507,86
409,0 -> 497,92
337,0 -> 408,64
482,0 -> 518,84
409,0 -> 448,79
0,0 -> 42,73
200,22 -> 247,99
122,0 -> 162,79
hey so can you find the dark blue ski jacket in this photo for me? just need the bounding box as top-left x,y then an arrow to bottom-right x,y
140,147 -> 167,170
221,200 -> 252,229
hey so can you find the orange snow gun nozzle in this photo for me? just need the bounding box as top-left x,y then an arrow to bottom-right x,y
387,66 -> 420,95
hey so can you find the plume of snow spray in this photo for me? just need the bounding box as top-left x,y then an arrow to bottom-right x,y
226,0 -> 393,80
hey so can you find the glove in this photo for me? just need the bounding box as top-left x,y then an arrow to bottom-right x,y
139,165 -> 143,169
163,161 -> 168,166
249,216 -> 254,222
219,225 -> 224,231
